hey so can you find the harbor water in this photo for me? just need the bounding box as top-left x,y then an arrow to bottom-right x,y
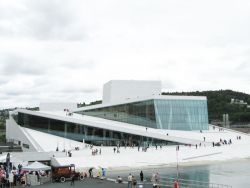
108,159 -> 250,188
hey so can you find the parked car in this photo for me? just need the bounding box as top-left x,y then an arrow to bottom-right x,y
52,164 -> 84,182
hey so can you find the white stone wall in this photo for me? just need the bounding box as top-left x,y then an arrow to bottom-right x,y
6,118 -> 40,152
102,80 -> 161,104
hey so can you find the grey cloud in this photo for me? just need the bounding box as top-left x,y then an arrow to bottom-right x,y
61,87 -> 98,94
0,77 -> 9,85
0,0 -> 87,41
5,91 -> 26,96
0,54 -> 46,75
162,80 -> 176,90
2,86 -> 38,96
236,62 -> 250,71
0,94 -> 10,100
235,52 -> 250,71
62,60 -> 96,70
26,1 -> 83,41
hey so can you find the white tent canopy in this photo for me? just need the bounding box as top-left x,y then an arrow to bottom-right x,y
22,161 -> 51,171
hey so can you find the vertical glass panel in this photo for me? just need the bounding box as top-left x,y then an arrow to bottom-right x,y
154,99 -> 208,130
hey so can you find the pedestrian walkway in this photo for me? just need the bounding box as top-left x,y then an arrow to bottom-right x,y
15,178 -> 127,188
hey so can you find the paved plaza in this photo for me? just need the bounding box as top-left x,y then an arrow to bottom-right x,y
14,178 -> 157,188
13,178 -> 156,188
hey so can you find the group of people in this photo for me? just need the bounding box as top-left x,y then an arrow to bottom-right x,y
151,172 -> 160,184
63,108 -> 73,116
116,171 -> 144,187
138,145 -> 149,152
91,148 -> 101,156
124,171 -> 160,188
0,164 -> 26,187
127,173 -> 138,188
218,127 -> 224,131
0,164 -> 50,187
88,168 -> 106,179
113,147 -> 120,153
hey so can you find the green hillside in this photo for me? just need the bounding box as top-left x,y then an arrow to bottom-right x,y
162,90 -> 250,123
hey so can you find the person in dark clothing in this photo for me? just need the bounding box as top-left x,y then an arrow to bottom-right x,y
140,171 -> 144,182
70,174 -> 75,186
89,168 -> 93,178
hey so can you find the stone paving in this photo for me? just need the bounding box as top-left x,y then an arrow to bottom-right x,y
14,178 -> 150,188
14,178 -> 157,188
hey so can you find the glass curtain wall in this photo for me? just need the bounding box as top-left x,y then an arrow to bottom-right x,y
78,99 -> 209,131
154,99 -> 209,130
80,100 -> 157,128
16,113 -> 177,146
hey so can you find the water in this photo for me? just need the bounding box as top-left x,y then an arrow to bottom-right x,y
108,159 -> 250,188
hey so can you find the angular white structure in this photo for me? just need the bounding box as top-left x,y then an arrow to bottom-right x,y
103,80 -> 161,104
6,80 -> 209,151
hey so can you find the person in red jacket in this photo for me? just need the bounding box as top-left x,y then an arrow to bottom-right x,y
174,179 -> 179,188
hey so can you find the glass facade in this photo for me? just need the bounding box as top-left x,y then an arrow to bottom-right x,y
15,112 -> 178,146
154,99 -> 208,130
78,100 -> 157,128
78,99 -> 209,131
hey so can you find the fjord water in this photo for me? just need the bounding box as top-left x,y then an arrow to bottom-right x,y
109,159 -> 250,188
174,160 -> 250,187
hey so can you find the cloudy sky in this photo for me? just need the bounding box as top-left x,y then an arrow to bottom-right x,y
0,0 -> 250,109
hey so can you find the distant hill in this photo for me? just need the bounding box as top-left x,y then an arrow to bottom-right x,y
162,90 -> 250,123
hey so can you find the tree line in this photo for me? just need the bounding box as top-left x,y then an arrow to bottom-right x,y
162,90 -> 250,124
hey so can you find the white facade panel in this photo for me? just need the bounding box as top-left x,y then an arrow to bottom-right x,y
39,102 -> 77,111
103,80 -> 161,104
6,118 -> 38,152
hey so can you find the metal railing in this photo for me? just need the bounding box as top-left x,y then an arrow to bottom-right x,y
154,177 -> 232,188
105,176 -> 232,188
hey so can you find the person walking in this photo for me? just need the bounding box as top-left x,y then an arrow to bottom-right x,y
89,168 -> 93,178
174,179 -> 180,188
127,173 -> 132,188
102,168 -> 106,178
21,175 -> 26,187
155,172 -> 160,183
140,170 -> 144,182
70,174 -> 75,186
132,176 -> 137,188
